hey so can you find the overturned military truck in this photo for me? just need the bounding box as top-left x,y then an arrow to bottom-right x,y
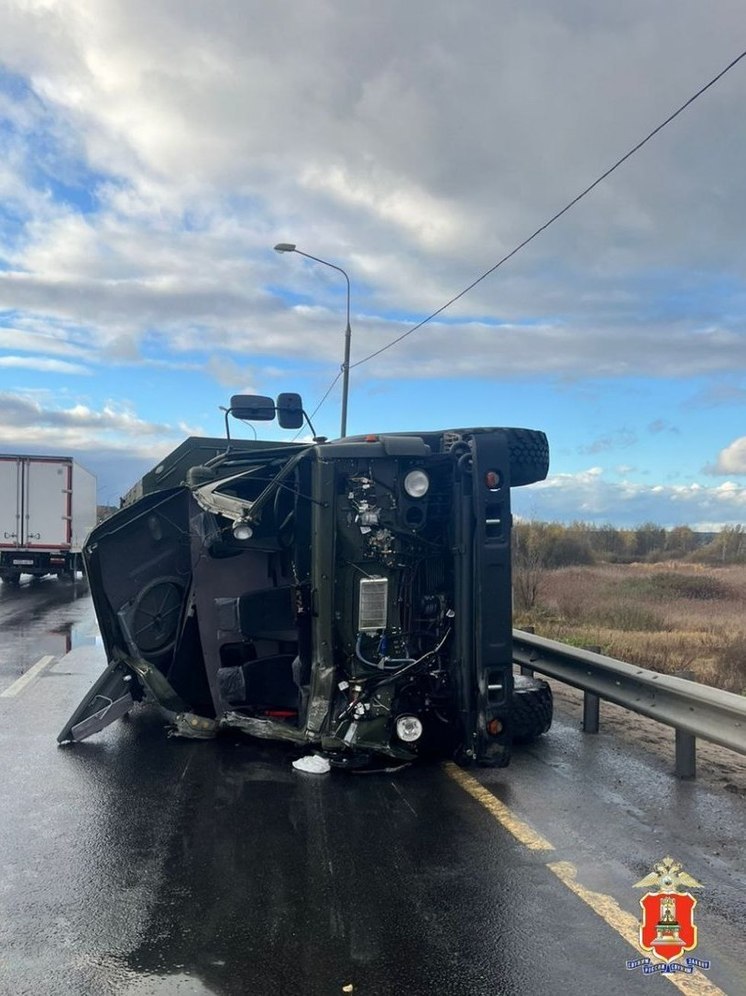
59,394 -> 552,768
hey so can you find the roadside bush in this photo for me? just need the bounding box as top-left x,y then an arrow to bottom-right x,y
646,572 -> 731,600
618,572 -> 731,601
604,634 -> 700,675
718,634 -> 746,695
594,603 -> 668,632
530,561 -> 746,693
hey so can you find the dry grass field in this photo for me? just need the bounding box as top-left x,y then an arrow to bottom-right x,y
514,562 -> 746,695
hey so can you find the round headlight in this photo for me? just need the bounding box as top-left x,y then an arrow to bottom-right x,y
403,469 -> 429,498
395,714 -> 424,743
232,521 -> 254,541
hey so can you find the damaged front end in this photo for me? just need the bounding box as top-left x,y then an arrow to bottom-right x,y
60,399 -> 549,769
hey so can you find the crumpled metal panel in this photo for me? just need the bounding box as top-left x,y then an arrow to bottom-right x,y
221,712 -> 308,744
167,713 -> 219,739
123,653 -> 190,714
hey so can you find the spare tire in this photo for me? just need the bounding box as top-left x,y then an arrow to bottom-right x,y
444,427 -> 549,487
512,674 -> 553,743
505,429 -> 550,487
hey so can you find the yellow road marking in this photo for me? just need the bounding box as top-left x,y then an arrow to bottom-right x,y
548,862 -> 726,996
0,655 -> 55,698
442,761 -> 554,850
444,764 -> 726,994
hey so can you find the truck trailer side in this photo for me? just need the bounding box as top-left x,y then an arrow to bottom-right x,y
0,455 -> 97,584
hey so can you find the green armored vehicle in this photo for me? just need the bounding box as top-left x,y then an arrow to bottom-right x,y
60,394 -> 552,768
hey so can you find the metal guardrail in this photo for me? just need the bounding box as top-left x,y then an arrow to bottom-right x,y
512,629 -> 746,778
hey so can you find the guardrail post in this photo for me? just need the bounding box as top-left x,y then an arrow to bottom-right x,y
671,670 -> 696,778
581,646 -> 601,733
519,626 -> 535,675
582,692 -> 600,734
675,730 -> 696,779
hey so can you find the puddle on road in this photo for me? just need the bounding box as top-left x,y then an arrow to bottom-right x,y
49,615 -> 103,653
0,585 -> 102,681
119,973 -> 220,995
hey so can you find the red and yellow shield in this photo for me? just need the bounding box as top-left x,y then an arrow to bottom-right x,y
639,892 -> 697,963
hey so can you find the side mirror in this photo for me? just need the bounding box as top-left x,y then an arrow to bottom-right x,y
229,395 -> 276,421
276,392 -> 304,430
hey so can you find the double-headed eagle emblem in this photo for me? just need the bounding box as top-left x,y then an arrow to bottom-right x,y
634,856 -> 702,893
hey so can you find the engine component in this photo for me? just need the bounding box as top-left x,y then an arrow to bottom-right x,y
358,577 -> 388,632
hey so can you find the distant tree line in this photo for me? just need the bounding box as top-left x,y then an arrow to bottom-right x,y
512,521 -> 746,569
511,521 -> 746,612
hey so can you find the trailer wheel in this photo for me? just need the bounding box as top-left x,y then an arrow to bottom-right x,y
511,674 -> 553,743
505,429 -> 550,487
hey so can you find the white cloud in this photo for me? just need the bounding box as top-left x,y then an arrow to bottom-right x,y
205,355 -> 257,390
707,437 -> 746,475
0,355 -> 90,374
0,324 -> 92,358
0,391 -> 201,443
300,163 -> 463,249
0,1 -> 743,386
0,1 -> 745,515
514,468 -> 746,528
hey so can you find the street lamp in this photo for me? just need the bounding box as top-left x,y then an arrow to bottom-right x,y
274,242 -> 352,437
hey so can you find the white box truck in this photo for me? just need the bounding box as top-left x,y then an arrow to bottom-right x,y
0,455 -> 97,584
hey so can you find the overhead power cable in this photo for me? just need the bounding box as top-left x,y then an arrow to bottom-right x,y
299,47 -> 746,427
292,369 -> 342,440
347,48 -> 746,370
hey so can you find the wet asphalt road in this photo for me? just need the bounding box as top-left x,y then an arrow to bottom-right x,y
0,574 -> 95,680
0,583 -> 744,995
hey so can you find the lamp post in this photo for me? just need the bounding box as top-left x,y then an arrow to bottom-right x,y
274,243 -> 352,437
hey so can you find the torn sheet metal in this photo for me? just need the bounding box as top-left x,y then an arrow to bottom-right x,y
168,713 -> 219,739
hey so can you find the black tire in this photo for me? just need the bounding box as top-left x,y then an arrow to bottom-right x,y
129,576 -> 185,656
505,429 -> 550,488
444,427 -> 549,487
511,674 -> 553,743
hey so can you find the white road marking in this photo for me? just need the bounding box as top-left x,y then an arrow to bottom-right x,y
0,655 -> 56,698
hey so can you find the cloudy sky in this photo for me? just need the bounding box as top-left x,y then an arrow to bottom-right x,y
1,1 -> 745,525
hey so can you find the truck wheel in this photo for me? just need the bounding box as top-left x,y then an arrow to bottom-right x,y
511,674 -> 553,743
129,576 -> 185,656
0,571 -> 21,586
505,429 -> 550,487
